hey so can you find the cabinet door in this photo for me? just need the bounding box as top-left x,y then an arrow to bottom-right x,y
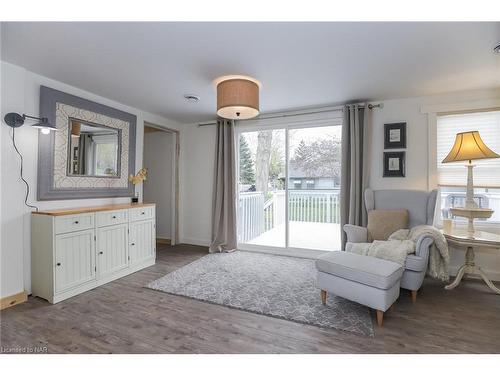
55,229 -> 96,293
129,220 -> 155,264
96,223 -> 129,278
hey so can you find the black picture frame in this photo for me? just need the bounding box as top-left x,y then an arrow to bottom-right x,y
384,122 -> 406,149
383,151 -> 406,177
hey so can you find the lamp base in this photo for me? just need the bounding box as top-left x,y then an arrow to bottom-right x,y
464,163 -> 479,209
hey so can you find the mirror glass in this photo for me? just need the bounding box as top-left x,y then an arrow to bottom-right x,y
67,119 -> 120,177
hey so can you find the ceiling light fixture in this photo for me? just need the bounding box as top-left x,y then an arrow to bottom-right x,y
183,94 -> 200,103
214,75 -> 261,120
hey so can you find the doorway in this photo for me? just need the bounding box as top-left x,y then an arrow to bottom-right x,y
236,117 -> 342,257
143,123 -> 179,246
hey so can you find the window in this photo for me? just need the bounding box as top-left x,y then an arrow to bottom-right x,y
92,135 -> 119,176
437,110 -> 500,223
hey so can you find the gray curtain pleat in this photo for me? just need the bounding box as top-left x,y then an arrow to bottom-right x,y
209,119 -> 237,253
340,104 -> 371,249
77,134 -> 91,175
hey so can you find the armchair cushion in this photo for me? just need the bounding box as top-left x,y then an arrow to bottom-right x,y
343,224 -> 368,243
367,209 -> 409,241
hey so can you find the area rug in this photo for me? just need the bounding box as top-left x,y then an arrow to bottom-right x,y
146,251 -> 374,336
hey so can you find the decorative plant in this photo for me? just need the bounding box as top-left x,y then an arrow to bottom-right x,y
128,168 -> 148,185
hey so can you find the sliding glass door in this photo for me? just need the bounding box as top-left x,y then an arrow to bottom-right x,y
237,120 -> 342,254
238,129 -> 286,248
288,126 -> 341,251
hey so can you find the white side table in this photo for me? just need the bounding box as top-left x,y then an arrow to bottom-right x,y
443,229 -> 500,294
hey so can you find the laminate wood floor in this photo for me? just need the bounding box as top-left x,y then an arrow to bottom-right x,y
1,244 -> 500,354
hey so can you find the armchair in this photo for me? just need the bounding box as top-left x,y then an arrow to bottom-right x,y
344,188 -> 438,301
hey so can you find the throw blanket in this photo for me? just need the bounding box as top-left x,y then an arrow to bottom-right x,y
348,225 -> 450,281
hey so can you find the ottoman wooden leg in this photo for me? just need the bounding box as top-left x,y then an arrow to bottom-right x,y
411,290 -> 417,304
321,290 -> 327,305
376,310 -> 384,327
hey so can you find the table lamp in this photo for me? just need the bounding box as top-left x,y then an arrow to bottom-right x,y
442,131 -> 500,234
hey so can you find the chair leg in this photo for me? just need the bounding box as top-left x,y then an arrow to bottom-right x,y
376,310 -> 384,327
320,290 -> 327,305
411,290 -> 417,304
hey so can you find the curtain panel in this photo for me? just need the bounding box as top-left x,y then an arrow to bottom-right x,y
340,104 -> 371,249
209,119 -> 238,253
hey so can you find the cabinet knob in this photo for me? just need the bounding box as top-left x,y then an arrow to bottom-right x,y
74,220 -> 79,224
99,251 -> 104,255
131,243 -> 135,246
112,215 -> 117,219
56,262 -> 61,266
141,212 -> 145,215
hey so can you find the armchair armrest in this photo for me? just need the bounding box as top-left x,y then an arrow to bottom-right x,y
343,224 -> 368,243
414,234 -> 434,262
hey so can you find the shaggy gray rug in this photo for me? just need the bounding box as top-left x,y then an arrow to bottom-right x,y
146,251 -> 374,336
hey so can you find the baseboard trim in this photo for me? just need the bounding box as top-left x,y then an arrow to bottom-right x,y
179,237 -> 211,247
0,291 -> 28,310
157,237 -> 171,246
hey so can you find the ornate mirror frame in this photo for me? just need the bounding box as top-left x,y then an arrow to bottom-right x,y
38,86 -> 137,200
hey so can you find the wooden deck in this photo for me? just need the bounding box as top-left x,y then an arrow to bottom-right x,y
1,244 -> 500,353
247,221 -> 341,251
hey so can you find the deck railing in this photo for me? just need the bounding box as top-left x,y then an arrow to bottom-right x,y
238,189 -> 340,242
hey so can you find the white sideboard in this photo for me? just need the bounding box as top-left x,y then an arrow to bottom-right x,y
31,203 -> 156,303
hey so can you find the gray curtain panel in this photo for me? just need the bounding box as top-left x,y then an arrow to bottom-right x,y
340,104 -> 372,249
209,119 -> 238,253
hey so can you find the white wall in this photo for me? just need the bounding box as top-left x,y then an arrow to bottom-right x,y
179,88 -> 500,280
369,88 -> 500,191
369,88 -> 500,280
0,61 -> 180,298
143,131 -> 173,239
179,123 -> 217,246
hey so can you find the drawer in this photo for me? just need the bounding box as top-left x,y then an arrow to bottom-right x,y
96,209 -> 128,227
129,206 -> 155,222
55,213 -> 94,234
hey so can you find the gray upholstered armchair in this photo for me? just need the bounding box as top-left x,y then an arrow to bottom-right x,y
343,188 -> 438,302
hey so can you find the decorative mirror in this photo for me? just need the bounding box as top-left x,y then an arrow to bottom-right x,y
67,119 -> 121,178
38,86 -> 136,200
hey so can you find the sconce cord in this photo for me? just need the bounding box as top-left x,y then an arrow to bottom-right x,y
10,128 -> 39,212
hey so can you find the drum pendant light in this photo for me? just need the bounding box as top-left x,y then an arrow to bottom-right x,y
214,75 -> 261,120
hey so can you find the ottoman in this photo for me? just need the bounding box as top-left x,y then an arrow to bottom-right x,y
316,251 -> 403,326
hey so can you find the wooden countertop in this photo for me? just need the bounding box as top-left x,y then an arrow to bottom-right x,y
32,203 -> 155,216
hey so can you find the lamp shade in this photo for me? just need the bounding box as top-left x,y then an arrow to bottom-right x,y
31,117 -> 57,132
442,131 -> 500,163
215,75 -> 261,120
71,122 -> 81,138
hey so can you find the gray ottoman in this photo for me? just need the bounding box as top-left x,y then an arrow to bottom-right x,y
316,251 -> 403,327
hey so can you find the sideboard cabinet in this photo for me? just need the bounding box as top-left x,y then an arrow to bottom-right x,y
31,203 -> 156,303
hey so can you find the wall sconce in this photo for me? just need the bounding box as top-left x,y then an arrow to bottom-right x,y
1,112 -> 56,212
3,112 -> 57,134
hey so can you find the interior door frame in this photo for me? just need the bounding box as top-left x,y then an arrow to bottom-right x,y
143,122 -> 180,246
235,113 -> 343,258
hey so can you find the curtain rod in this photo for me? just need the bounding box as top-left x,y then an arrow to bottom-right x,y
197,103 -> 383,127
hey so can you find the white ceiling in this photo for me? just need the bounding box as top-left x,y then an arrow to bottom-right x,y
2,22 -> 499,123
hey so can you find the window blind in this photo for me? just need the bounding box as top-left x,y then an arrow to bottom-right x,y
437,110 -> 500,188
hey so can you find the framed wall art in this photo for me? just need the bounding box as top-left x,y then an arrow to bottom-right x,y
383,151 -> 406,177
384,122 -> 406,149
